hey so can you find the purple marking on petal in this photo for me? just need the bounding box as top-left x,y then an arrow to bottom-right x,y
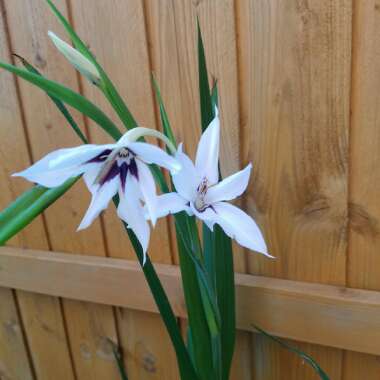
129,159 -> 139,180
87,149 -> 112,163
100,161 -> 120,186
120,162 -> 128,192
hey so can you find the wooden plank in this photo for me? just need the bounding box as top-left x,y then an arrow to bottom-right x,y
2,247 -> 380,356
4,1 -> 120,378
69,1 -> 178,377
0,287 -> 34,380
345,0 -> 380,378
236,0 -> 352,378
0,2 -> 75,379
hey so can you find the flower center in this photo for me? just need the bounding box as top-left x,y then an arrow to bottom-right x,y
194,177 -> 209,212
88,147 -> 138,190
117,147 -> 134,165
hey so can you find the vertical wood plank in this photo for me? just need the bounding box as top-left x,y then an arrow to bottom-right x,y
144,0 -> 251,378
345,0 -> 380,378
0,288 -> 34,380
237,0 -> 351,378
4,1 -> 120,379
69,1 -> 178,377
0,3 -> 75,379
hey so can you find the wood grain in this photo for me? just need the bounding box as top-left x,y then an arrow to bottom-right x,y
4,1 -> 120,378
0,287 -> 34,380
69,1 -> 178,377
2,247 -> 380,357
345,0 -> 380,378
236,0 -> 352,378
0,2 -> 74,379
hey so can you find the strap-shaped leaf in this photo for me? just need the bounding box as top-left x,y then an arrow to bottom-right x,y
198,24 -> 235,380
13,54 -> 88,144
0,185 -> 48,228
152,75 -> 176,147
253,324 -> 330,380
198,19 -> 213,131
0,177 -> 78,245
0,62 -> 122,140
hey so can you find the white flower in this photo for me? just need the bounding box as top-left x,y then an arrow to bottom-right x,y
48,31 -> 101,85
153,110 -> 272,257
13,128 -> 180,263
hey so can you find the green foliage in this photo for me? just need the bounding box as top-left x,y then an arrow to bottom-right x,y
0,178 -> 78,245
198,24 -> 235,380
0,62 -> 122,140
253,325 -> 330,380
13,54 -> 88,144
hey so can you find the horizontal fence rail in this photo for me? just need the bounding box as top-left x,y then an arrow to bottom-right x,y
0,246 -> 379,356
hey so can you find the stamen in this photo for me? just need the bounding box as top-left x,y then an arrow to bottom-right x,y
118,148 -> 130,158
195,177 -> 209,211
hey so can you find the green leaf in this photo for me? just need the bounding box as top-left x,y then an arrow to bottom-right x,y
211,80 -> 219,108
46,0 -> 93,60
198,24 -> 235,380
111,197 -> 199,380
13,54 -> 88,144
253,324 -> 330,380
174,216 -> 214,380
107,339 -> 129,380
151,75 -> 176,148
46,0 -> 137,130
0,185 -> 48,227
214,225 -> 235,380
197,19 -> 213,132
152,74 -> 219,379
0,61 -> 122,141
0,177 -> 78,245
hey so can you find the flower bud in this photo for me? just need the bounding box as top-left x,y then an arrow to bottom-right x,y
48,31 -> 101,85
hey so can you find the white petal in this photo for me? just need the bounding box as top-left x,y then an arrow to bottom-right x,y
206,163 -> 252,204
48,144 -> 115,170
146,192 -> 189,219
172,144 -> 200,201
48,31 -> 101,85
189,202 -> 218,223
13,165 -> 81,188
117,174 -> 150,263
212,202 -> 272,257
13,145 -> 114,188
136,160 -> 158,226
195,112 -> 220,184
77,176 -> 119,230
82,163 -> 103,194
127,142 -> 181,173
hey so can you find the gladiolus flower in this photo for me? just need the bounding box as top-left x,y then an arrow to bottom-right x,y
13,128 -> 180,263
153,109 -> 272,257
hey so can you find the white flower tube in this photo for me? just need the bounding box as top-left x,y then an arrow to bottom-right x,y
48,31 -> 101,85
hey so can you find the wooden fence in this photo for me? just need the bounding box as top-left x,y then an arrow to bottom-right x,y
0,0 -> 379,379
